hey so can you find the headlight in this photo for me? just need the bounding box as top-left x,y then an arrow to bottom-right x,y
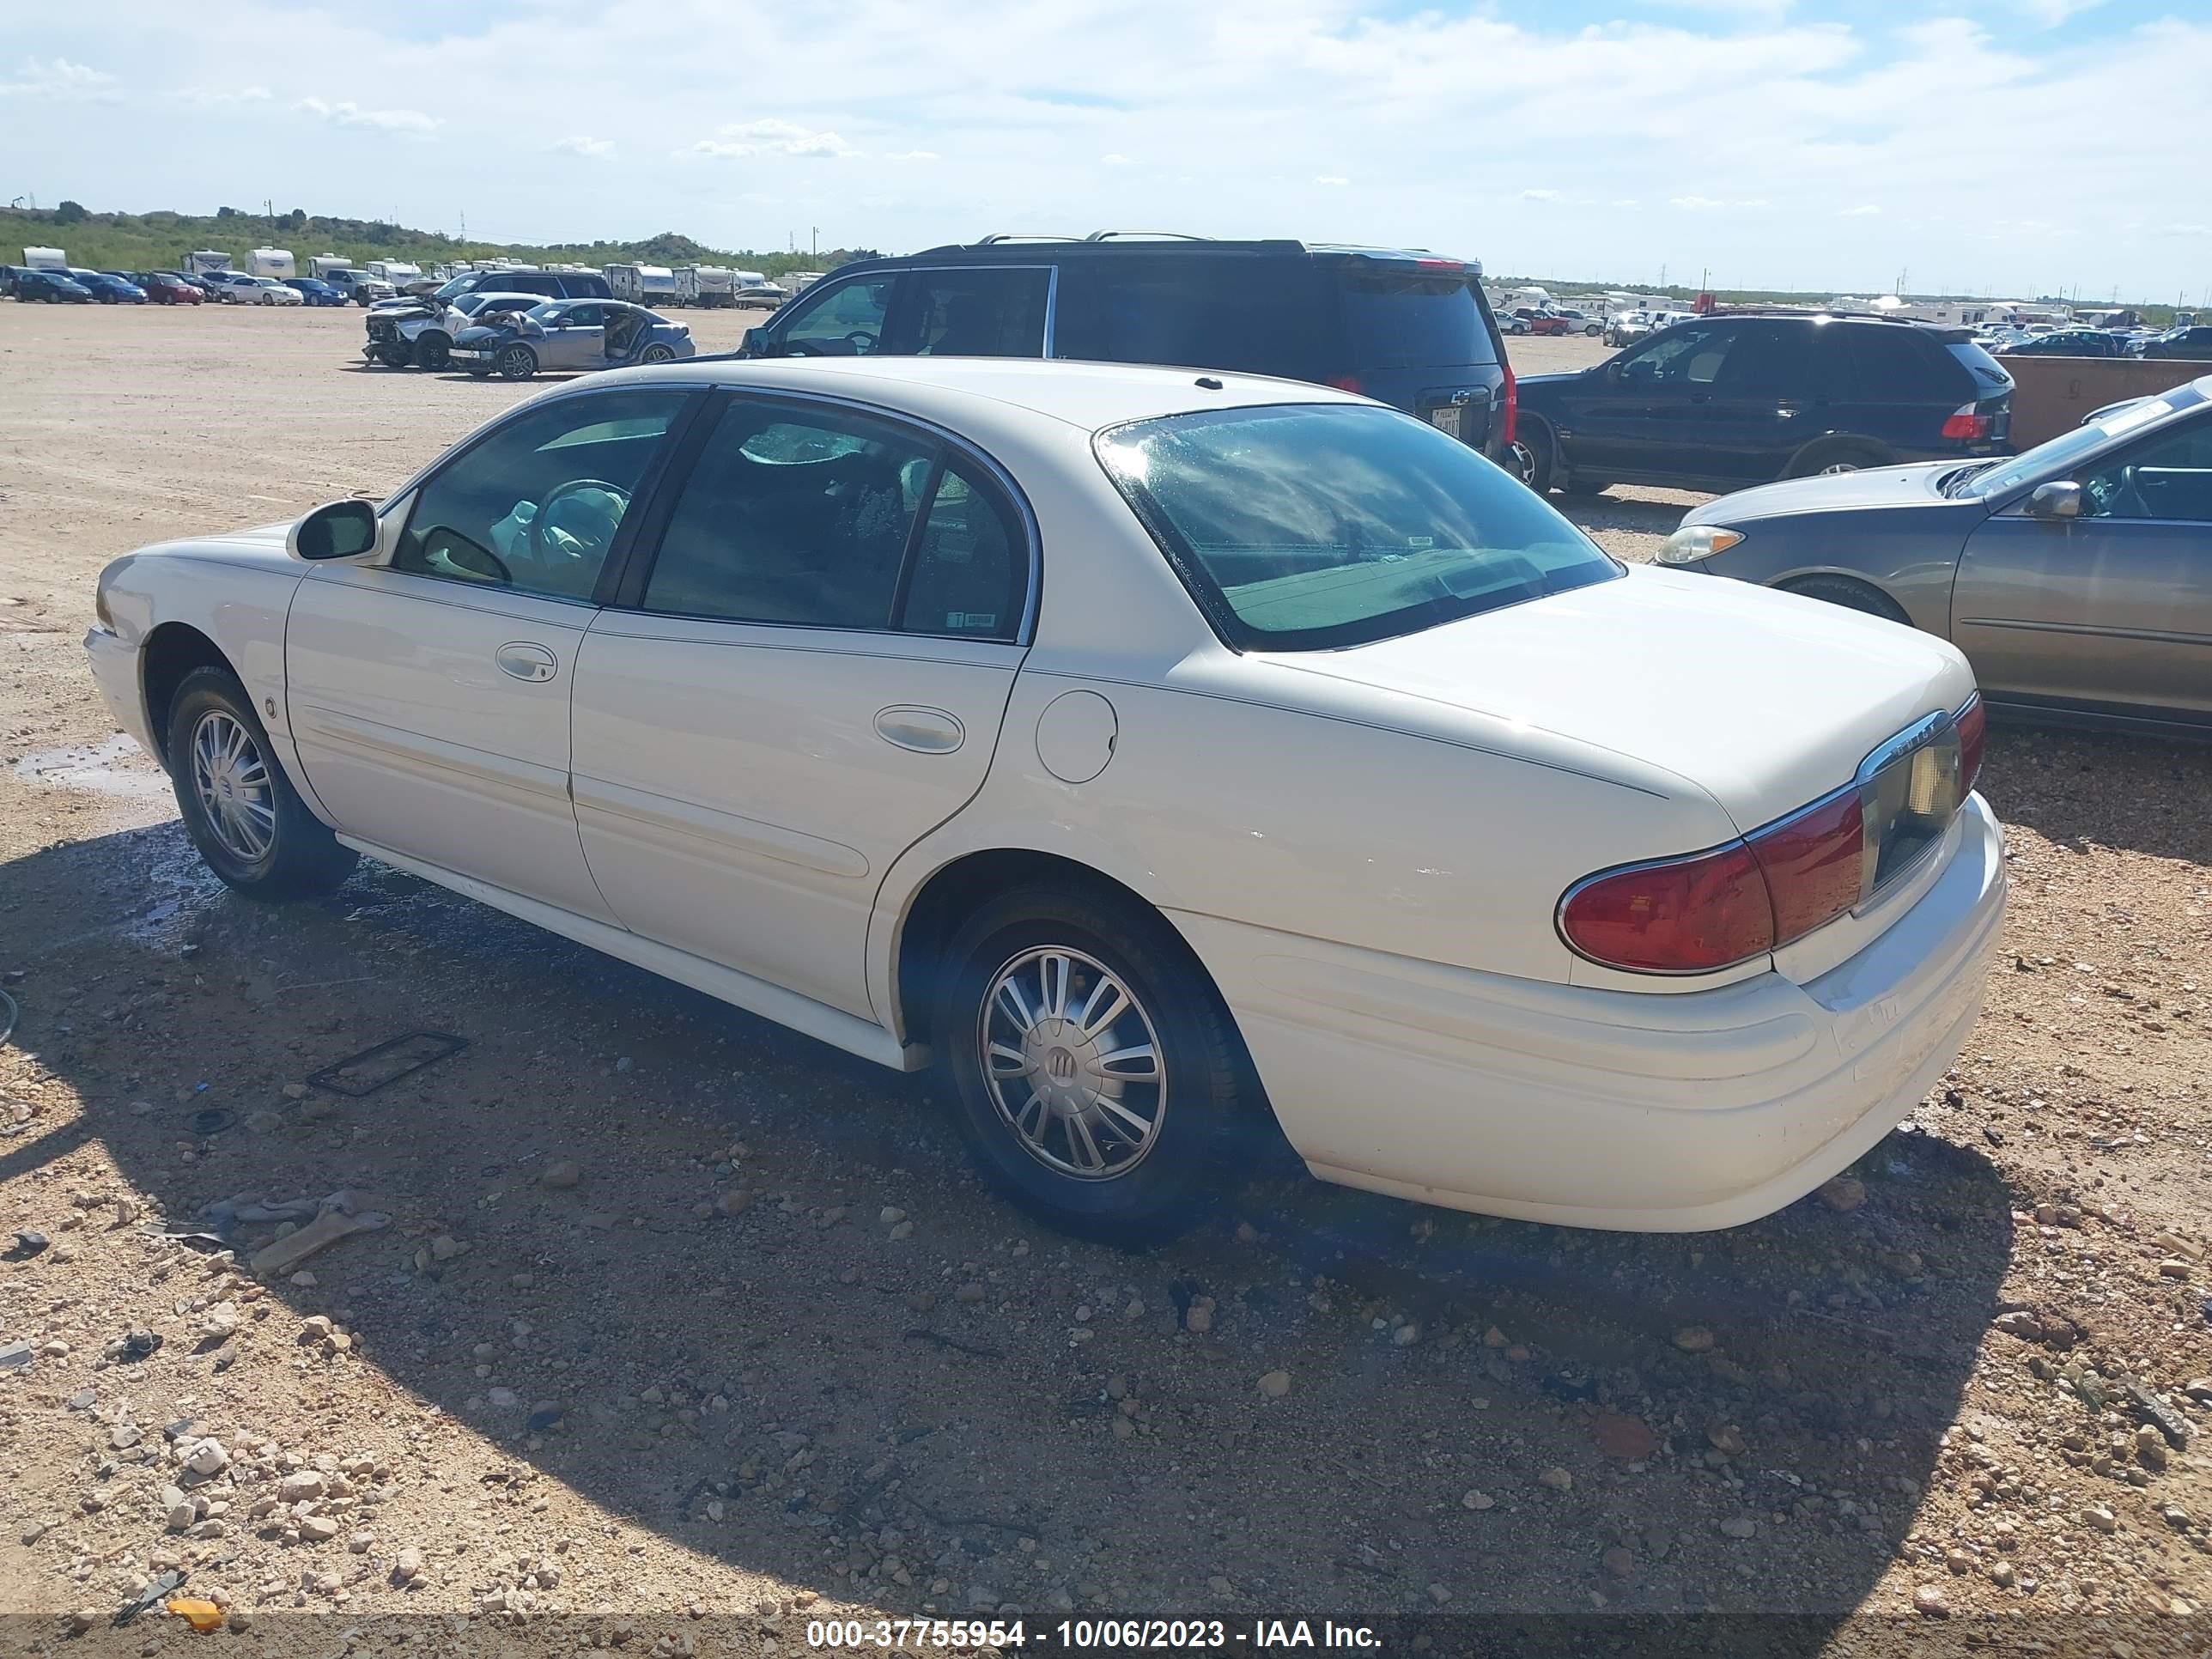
1657,525 -> 1745,565
94,580 -> 113,629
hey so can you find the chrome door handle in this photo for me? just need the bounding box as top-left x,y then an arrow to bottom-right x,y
875,706 -> 964,754
495,642 -> 559,683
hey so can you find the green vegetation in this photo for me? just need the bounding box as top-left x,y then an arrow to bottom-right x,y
0,204 -> 868,280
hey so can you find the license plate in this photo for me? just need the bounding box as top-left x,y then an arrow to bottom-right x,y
1428,404 -> 1463,439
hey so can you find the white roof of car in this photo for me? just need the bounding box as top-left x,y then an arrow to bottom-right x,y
615,356 -> 1366,433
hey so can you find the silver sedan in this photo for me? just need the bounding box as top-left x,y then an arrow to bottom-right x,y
452,300 -> 696,380
1662,373 -> 2212,734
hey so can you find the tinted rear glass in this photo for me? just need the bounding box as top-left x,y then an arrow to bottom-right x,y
1844,326 -> 1953,400
1333,270 -> 1497,369
1050,256 -> 1324,380
1097,404 -> 1614,651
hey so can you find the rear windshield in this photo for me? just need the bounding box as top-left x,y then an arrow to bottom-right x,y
1096,404 -> 1616,651
1334,270 -> 1498,369
1947,340 -> 2013,395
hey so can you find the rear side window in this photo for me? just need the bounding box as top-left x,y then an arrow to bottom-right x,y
896,268 -> 1050,357
1711,323 -> 1812,397
1051,256 -> 1324,380
1097,404 -> 1617,651
560,275 -> 611,299
1946,340 -> 2012,395
1843,327 -> 1951,401
1331,269 -> 1498,369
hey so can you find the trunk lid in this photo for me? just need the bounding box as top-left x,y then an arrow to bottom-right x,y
1265,563 -> 1976,832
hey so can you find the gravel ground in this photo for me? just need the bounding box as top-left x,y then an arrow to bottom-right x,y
0,304 -> 2208,1653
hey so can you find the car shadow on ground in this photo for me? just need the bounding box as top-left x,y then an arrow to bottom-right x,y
1979,722 -> 2210,862
3,821 -> 2018,1640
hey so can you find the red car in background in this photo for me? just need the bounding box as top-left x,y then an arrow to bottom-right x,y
1513,307 -> 1571,337
136,271 -> 204,305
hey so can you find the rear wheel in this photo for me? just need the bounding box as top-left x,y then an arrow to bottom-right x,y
638,343 -> 675,364
1784,439 -> 1888,479
1780,574 -> 1911,625
939,884 -> 1253,1244
412,332 -> 451,371
1559,477 -> 1612,496
165,667 -> 357,900
495,343 -> 538,380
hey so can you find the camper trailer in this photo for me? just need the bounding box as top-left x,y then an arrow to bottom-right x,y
249,248 -> 296,280
180,251 -> 234,276
605,263 -> 679,305
308,255 -> 354,280
21,246 -> 67,270
365,261 -> 425,291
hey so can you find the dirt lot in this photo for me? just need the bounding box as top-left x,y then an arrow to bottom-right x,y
1,301 -> 2208,1654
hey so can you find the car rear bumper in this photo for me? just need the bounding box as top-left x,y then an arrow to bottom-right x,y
1176,793 -> 2006,1231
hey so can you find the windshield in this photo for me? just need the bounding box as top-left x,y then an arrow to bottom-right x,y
523,302 -> 565,323
1962,386 -> 2204,499
1097,404 -> 1619,651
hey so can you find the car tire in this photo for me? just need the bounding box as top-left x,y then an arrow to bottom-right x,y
937,884 -> 1255,1245
638,343 -> 675,363
1780,574 -> 1912,626
495,343 -> 538,380
165,666 -> 357,902
1584,323 -> 1602,336
413,333 -> 451,372
1784,440 -> 1888,479
1559,477 -> 1612,496
1520,420 -> 1559,494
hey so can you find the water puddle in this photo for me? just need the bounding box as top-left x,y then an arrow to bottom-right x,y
9,732 -> 172,800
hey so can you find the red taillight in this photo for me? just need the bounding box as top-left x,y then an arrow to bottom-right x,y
1325,374 -> 1364,395
1498,356 -> 1517,449
1955,696 -> 1986,796
1747,789 -> 1866,947
1942,404 -> 1992,442
1558,842 -> 1774,973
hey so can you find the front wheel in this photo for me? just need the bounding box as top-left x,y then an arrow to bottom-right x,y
939,885 -> 1255,1244
166,667 -> 357,900
495,343 -> 538,380
412,333 -> 450,371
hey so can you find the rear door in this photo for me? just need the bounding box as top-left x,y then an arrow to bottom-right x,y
1953,410 -> 2212,720
570,392 -> 1033,1018
1692,321 -> 1818,483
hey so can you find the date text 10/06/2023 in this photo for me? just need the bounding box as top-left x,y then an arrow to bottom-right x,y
805,1619 -> 1385,1650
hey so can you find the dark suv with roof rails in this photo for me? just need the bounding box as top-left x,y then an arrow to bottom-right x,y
731,231 -> 1518,470
1514,311 -> 2014,496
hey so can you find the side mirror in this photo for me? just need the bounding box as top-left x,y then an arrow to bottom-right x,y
1601,359 -> 1625,383
2025,481 -> 2083,521
290,498 -> 380,562
739,326 -> 769,358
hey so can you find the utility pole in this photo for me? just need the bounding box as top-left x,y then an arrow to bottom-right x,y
811,226 -> 818,258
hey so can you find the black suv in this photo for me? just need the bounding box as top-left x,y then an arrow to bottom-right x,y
735,233 -> 1517,468
421,268 -> 612,306
1516,312 -> 2013,495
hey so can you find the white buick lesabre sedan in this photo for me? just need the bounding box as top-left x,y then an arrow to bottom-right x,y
85,358 -> 2006,1242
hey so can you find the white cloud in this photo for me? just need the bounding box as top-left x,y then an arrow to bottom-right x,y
1521,188 -> 1561,201
1100,153 -> 1130,166
1838,204 -> 1881,217
295,96 -> 439,134
690,118 -> 855,160
550,135 -> 614,156
171,84 -> 271,107
2015,0 -> 2105,27
2155,223 -> 2209,238
1314,174 -> 1348,186
1670,195 -> 1770,210
885,149 -> 939,162
1,57 -> 117,99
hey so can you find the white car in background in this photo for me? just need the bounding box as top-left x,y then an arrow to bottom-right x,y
83,359 -> 2005,1243
206,272 -> 302,306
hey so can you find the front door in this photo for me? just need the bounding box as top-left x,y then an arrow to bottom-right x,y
285,388 -> 693,916
1563,320 -> 1739,481
570,392 -> 1031,1019
1952,410 -> 2212,720
1691,320 -> 1818,483
538,302 -> 607,371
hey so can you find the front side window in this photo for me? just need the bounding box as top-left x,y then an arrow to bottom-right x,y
2080,415 -> 2212,522
395,392 -> 684,600
896,268 -> 1049,357
641,400 -> 1026,638
1097,404 -> 1620,651
772,276 -> 893,356
1617,324 -> 1736,387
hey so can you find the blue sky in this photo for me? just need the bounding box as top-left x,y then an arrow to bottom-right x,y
3,0 -> 2207,301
